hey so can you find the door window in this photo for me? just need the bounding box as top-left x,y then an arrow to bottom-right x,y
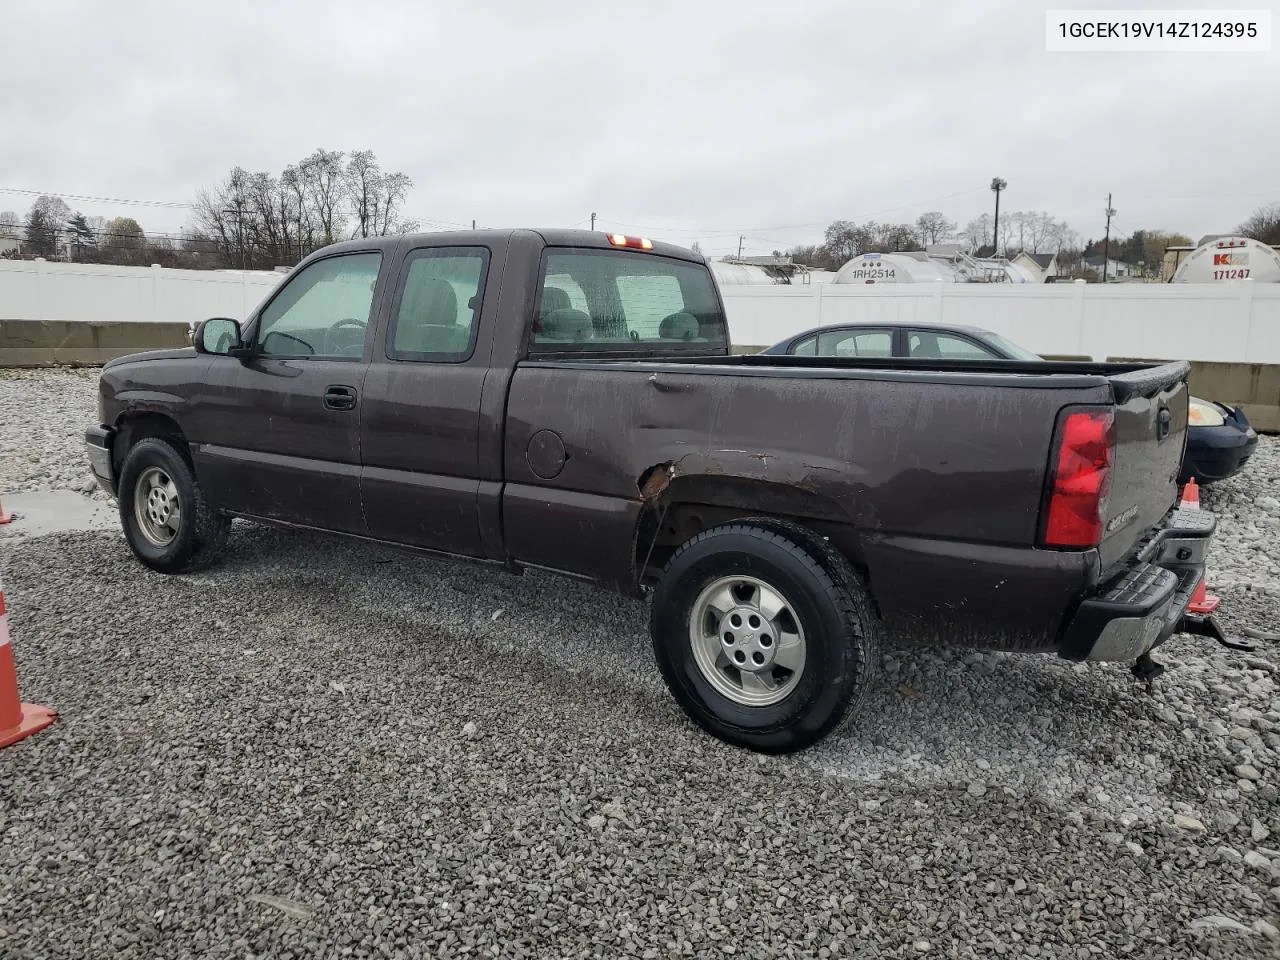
908,331 -> 999,360
257,253 -> 382,358
387,248 -> 490,362
815,329 -> 893,357
790,336 -> 818,356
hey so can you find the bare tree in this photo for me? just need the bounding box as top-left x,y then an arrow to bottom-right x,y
23,196 -> 72,257
300,148 -> 346,244
915,211 -> 955,246
345,152 -> 416,238
281,163 -> 317,252
0,210 -> 20,238
188,148 -> 415,268
1240,202 -> 1280,245
376,171 -> 414,236
1046,219 -> 1079,254
102,216 -> 147,264
822,220 -> 860,262
345,150 -> 381,239
962,214 -> 992,253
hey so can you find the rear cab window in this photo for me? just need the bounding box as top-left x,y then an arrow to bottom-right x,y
387,247 -> 490,362
530,249 -> 728,356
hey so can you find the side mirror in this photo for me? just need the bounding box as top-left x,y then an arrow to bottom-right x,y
193,317 -> 243,356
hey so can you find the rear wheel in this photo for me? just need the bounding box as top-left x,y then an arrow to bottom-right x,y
650,518 -> 881,753
118,437 -> 230,573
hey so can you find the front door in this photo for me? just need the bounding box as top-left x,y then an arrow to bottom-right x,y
189,250 -> 385,535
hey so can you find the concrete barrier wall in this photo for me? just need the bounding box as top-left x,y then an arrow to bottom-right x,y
0,320 -> 191,366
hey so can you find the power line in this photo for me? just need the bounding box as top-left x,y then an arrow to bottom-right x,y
0,185 -> 476,234
0,185 -> 194,209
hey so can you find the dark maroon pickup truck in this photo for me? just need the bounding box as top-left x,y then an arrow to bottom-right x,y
85,229 -> 1217,752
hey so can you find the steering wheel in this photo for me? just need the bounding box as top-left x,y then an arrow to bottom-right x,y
325,317 -> 367,357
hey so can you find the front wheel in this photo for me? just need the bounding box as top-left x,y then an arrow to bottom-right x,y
118,437 -> 230,574
650,518 -> 881,754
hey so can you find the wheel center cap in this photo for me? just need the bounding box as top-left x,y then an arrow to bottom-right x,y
722,606 -> 776,671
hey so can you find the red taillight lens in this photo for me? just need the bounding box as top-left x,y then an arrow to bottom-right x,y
1041,408 -> 1114,548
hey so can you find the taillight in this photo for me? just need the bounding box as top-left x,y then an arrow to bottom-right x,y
1041,408 -> 1115,548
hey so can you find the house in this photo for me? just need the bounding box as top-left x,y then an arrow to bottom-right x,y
1012,251 -> 1058,282
1081,255 -> 1131,279
0,236 -> 18,257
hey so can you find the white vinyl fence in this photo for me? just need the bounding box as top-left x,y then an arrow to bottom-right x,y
722,280 -> 1280,363
0,259 -> 283,327
3,258 -> 1279,365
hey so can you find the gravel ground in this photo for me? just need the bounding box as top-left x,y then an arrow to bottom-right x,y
2,368 -> 1280,957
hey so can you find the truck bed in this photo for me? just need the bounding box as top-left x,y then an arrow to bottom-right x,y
506,354 -> 1189,651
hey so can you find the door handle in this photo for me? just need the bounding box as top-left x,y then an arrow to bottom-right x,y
324,385 -> 357,411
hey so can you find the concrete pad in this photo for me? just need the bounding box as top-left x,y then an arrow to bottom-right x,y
0,491 -> 119,540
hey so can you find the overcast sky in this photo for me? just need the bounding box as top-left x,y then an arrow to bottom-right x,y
2,0 -> 1276,257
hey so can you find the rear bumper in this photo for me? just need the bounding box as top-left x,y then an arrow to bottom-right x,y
84,425 -> 117,497
1059,507 -> 1216,661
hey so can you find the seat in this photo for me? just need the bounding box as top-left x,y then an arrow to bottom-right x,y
396,277 -> 469,354
659,311 -> 700,341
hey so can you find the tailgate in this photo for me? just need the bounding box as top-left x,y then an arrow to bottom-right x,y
1098,361 -> 1190,569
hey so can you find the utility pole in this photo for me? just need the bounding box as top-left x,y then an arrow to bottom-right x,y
737,235 -> 744,259
1102,194 -> 1115,282
989,177 -> 1007,256
590,212 -> 596,231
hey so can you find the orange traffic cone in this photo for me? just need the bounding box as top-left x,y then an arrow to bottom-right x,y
0,586 -> 57,749
1180,478 -> 1200,511
1179,480 -> 1220,615
0,495 -> 13,525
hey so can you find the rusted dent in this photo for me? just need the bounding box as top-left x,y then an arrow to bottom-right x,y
639,461 -> 679,502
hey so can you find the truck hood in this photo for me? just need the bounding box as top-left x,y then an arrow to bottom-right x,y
103,347 -> 198,369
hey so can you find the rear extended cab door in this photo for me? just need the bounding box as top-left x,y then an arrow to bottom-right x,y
357,230 -> 542,559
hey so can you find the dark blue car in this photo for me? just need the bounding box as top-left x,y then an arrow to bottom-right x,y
762,322 -> 1258,485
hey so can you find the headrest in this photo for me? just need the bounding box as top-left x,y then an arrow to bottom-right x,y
539,308 -> 592,341
659,311 -> 699,341
415,277 -> 459,326
541,286 -> 572,314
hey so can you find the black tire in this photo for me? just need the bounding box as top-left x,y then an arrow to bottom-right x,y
117,436 -> 230,574
650,518 -> 881,754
